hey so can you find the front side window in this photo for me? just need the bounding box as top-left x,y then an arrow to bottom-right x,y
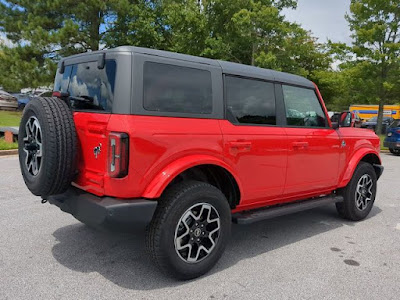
225,76 -> 276,125
282,85 -> 327,127
143,62 -> 212,114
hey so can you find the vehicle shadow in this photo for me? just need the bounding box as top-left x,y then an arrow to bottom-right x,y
51,205 -> 382,290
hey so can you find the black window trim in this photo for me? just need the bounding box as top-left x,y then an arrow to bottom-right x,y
223,73 -> 281,128
278,83 -> 331,129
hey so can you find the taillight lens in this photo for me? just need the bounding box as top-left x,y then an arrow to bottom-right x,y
108,132 -> 129,178
397,130 -> 400,134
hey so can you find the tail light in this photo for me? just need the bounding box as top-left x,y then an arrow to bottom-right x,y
108,132 -> 129,178
397,130 -> 400,134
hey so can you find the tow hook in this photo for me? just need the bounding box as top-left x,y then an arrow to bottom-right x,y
41,196 -> 48,204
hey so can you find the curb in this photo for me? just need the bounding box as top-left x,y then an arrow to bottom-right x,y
0,149 -> 18,156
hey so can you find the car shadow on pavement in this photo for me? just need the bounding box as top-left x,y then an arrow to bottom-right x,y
51,204 -> 382,290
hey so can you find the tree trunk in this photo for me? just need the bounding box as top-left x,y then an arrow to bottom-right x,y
88,9 -> 103,51
375,98 -> 384,135
376,63 -> 388,135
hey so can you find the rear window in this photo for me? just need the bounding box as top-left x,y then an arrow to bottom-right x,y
143,62 -> 212,114
54,60 -> 116,112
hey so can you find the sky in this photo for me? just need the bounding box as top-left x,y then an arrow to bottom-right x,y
283,0 -> 352,44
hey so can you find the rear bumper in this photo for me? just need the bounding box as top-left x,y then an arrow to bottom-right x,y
47,187 -> 157,231
384,141 -> 400,149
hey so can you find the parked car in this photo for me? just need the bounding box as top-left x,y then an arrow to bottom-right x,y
361,116 -> 394,133
0,90 -> 18,110
12,93 -> 31,110
12,91 -> 53,110
384,119 -> 400,156
18,47 -> 383,280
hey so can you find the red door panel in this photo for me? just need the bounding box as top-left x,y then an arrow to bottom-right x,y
284,128 -> 340,197
219,120 -> 288,205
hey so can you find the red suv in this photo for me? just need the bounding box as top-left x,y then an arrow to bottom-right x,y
18,47 -> 383,280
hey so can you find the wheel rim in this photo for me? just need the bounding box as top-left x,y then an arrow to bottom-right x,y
23,116 -> 43,176
355,174 -> 373,211
174,202 -> 221,264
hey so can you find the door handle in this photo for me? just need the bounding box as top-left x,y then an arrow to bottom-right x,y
292,141 -> 309,149
228,141 -> 252,152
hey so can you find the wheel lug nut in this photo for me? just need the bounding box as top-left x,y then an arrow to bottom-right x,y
197,239 -> 200,242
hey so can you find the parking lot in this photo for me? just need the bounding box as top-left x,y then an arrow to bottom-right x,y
0,153 -> 399,300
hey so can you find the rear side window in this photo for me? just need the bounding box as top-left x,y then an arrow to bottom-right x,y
54,60 -> 116,112
225,76 -> 276,125
143,62 -> 212,114
282,85 -> 327,127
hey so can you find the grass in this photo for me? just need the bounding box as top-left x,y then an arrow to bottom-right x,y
0,110 -> 22,127
0,110 -> 21,150
0,137 -> 18,150
379,134 -> 388,151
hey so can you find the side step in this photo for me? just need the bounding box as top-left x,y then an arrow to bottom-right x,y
232,194 -> 343,225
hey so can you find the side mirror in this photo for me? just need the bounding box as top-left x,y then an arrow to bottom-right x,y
331,122 -> 339,129
340,111 -> 353,127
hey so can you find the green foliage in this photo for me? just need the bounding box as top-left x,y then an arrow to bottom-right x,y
346,0 -> 400,132
0,0 -> 334,94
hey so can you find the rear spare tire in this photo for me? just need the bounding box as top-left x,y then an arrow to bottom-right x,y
18,97 -> 77,197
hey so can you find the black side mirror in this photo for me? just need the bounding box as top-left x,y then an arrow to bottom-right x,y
59,61 -> 65,74
97,53 -> 106,69
331,122 -> 339,129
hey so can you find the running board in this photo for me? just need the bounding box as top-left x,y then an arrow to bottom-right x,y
232,194 -> 343,225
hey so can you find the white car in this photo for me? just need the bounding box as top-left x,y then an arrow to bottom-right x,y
0,90 -> 18,110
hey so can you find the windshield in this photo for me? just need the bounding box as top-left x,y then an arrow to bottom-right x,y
389,120 -> 400,128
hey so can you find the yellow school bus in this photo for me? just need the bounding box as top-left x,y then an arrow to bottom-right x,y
349,104 -> 400,121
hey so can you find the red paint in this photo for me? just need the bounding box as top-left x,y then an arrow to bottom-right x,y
71,90 -> 381,212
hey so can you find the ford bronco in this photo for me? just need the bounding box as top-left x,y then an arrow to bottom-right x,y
18,46 -> 383,280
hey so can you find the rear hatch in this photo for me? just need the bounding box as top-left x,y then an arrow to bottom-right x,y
53,59 -> 117,195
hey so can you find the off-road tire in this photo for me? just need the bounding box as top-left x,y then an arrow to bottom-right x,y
335,162 -> 377,221
18,97 -> 77,197
146,181 -> 231,280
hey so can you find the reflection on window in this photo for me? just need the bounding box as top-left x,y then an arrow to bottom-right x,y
143,62 -> 212,114
225,76 -> 276,125
54,60 -> 116,112
283,85 -> 327,127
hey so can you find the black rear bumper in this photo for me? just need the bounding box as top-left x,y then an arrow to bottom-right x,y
47,187 -> 157,231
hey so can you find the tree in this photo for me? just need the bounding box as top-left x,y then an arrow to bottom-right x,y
347,0 -> 400,133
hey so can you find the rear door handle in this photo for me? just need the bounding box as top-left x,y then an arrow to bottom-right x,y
292,141 -> 309,150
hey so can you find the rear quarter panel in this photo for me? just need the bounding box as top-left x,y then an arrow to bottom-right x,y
103,115 -> 234,198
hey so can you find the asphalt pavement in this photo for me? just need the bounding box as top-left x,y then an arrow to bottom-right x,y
0,154 -> 399,300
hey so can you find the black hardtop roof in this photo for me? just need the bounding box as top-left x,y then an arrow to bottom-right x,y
60,46 -> 314,88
